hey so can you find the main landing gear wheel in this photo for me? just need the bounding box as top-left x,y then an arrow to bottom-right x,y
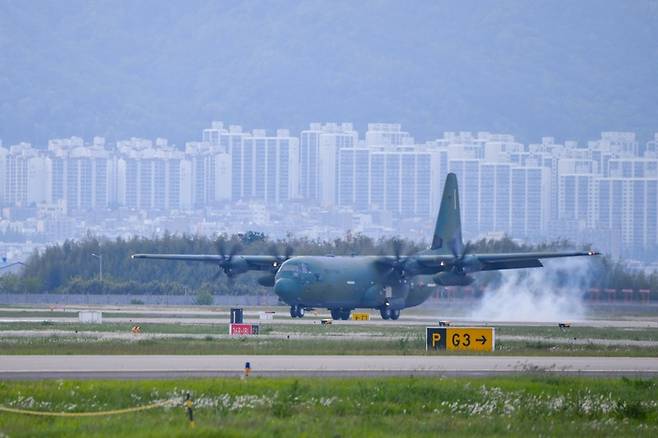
330,308 -> 351,320
290,305 -> 305,318
380,307 -> 391,320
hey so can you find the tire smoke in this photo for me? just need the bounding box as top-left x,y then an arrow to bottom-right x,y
468,256 -> 595,322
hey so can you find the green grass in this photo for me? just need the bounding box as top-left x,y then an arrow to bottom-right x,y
497,326 -> 658,342
0,336 -> 422,355
1,335 -> 657,357
0,321 -> 230,335
3,321 -> 658,341
2,319 -> 658,356
0,376 -> 656,437
0,310 -> 227,319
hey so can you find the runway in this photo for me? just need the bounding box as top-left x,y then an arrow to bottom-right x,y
2,355 -> 657,379
2,316 -> 657,329
2,305 -> 658,328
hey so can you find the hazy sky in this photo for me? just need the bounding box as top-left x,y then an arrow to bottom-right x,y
1,0 -> 657,145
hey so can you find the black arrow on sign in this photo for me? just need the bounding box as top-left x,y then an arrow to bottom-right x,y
477,335 -> 487,345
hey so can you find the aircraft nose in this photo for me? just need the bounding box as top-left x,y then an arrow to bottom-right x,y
274,278 -> 301,302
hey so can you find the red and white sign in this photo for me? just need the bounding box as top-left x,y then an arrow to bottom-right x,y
229,323 -> 259,335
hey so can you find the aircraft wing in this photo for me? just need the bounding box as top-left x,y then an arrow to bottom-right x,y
473,250 -> 598,271
414,250 -> 598,271
131,254 -> 278,271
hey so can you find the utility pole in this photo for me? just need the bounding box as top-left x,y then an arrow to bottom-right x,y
90,253 -> 103,282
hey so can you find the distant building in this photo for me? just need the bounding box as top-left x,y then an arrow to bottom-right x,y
596,178 -> 657,256
47,142 -> 113,213
2,125 -> 658,259
337,145 -> 443,217
230,128 -> 299,204
337,146 -> 374,211
299,122 -> 357,206
117,138 -> 189,211
645,133 -> 658,157
0,143 -> 50,206
185,142 -> 231,207
365,123 -> 414,146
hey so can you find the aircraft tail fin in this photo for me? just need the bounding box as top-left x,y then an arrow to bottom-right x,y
431,173 -> 463,253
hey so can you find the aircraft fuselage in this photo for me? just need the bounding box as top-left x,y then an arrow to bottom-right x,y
273,256 -> 435,310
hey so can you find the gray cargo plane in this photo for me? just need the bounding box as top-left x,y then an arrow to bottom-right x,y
133,173 -> 598,320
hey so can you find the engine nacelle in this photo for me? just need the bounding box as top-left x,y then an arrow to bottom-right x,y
257,274 -> 276,287
224,257 -> 248,277
461,255 -> 482,273
433,271 -> 474,286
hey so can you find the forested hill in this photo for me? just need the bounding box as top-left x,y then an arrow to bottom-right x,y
1,1 -> 657,145
0,233 -> 655,295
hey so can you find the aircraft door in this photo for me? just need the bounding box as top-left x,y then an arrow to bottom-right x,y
298,262 -> 317,284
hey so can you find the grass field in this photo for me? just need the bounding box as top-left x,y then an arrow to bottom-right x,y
3,320 -> 658,339
2,335 -> 658,357
2,320 -> 658,356
0,376 -> 656,437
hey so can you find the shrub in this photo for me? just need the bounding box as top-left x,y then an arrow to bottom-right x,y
195,289 -> 214,305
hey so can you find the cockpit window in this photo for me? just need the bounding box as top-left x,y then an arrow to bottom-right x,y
279,262 -> 312,276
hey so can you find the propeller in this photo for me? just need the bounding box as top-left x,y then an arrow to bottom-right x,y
432,239 -> 478,286
374,239 -> 417,282
448,239 -> 473,272
373,239 -> 423,309
268,243 -> 294,272
212,238 -> 244,282
257,243 -> 295,288
438,238 -> 480,279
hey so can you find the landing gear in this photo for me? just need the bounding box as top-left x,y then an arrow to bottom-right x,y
380,307 -> 400,320
290,305 -> 305,318
330,308 -> 351,320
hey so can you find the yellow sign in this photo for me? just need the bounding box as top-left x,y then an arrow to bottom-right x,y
426,327 -> 495,352
446,328 -> 494,352
351,312 -> 370,321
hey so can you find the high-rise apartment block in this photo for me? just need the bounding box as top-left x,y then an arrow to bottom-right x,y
230,128 -> 299,204
2,123 -> 658,259
300,123 -> 357,206
117,138 -> 189,210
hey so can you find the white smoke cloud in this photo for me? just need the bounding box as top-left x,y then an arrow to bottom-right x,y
468,256 -> 596,322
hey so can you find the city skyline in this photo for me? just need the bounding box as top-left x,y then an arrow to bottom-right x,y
1,121 -> 658,265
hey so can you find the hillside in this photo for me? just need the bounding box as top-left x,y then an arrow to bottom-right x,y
1,0 -> 657,145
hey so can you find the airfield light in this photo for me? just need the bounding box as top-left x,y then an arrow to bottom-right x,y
90,253 -> 103,282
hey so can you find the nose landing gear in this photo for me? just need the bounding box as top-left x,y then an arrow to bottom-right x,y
290,305 -> 305,318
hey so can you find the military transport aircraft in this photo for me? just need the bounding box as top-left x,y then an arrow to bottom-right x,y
133,173 -> 599,320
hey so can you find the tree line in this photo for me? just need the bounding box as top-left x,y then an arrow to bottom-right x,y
1,232 -> 656,296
